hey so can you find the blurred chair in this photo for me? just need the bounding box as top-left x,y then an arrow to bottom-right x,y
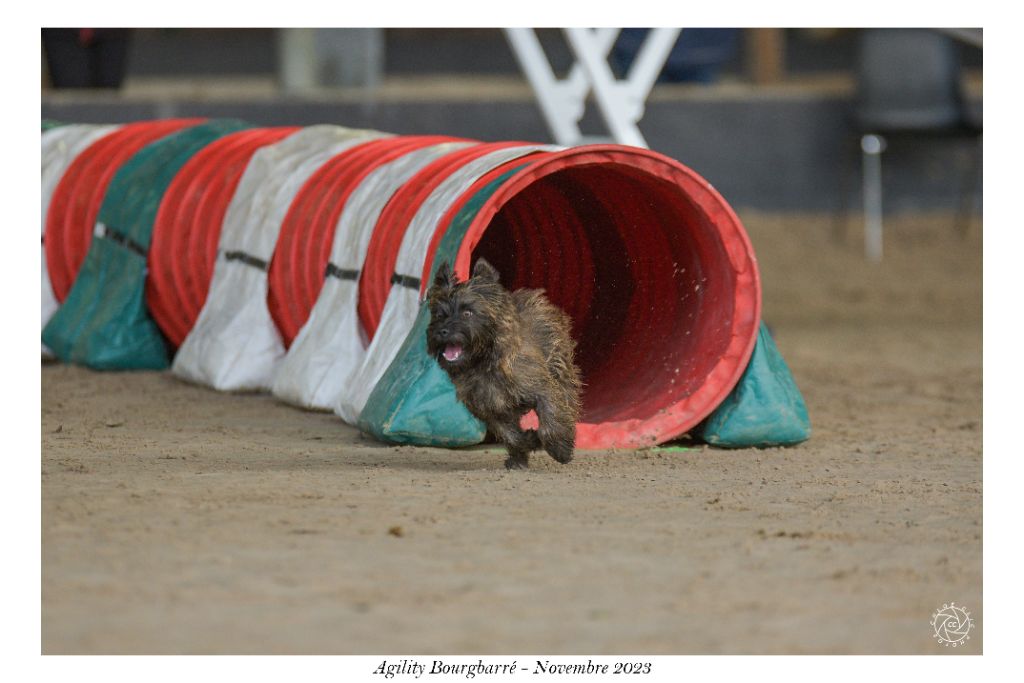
836,28 -> 982,261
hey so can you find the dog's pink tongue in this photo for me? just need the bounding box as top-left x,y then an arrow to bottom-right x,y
443,343 -> 463,362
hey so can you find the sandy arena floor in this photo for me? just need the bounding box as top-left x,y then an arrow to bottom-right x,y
41,212 -> 982,654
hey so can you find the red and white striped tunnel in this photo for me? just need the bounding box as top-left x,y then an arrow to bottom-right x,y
44,122 -> 761,449
146,126 -> 300,346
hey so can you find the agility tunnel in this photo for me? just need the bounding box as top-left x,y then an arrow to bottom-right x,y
41,118 -> 809,450
41,119 -> 207,355
43,120 -> 252,369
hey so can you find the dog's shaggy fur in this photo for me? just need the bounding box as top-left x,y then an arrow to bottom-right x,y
426,259 -> 582,469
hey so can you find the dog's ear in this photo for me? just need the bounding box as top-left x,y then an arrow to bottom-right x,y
433,261 -> 456,290
472,258 -> 500,283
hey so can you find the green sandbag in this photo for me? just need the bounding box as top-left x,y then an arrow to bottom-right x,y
358,168 -> 532,446
42,119 -> 250,370
356,304 -> 486,447
695,322 -> 811,447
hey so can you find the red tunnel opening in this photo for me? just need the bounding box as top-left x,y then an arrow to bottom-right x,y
457,146 -> 761,449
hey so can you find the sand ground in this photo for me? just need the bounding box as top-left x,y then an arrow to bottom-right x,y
41,212 -> 982,654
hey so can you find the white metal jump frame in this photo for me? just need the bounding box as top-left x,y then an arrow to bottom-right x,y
504,28 -> 682,148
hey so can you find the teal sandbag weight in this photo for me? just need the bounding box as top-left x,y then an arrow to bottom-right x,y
43,237 -> 165,368
695,321 -> 810,448
356,302 -> 486,446
42,119 -> 250,369
358,165 -> 531,446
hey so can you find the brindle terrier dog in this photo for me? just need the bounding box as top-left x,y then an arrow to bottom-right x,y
426,259 -> 582,469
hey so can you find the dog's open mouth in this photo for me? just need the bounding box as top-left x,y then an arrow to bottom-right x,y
442,343 -> 464,362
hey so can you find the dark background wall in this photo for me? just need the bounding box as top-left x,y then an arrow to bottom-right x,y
41,28 -> 983,213
115,28 -> 982,79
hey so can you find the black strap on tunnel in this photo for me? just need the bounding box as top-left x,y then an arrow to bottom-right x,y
325,263 -> 360,281
391,273 -> 421,290
98,224 -> 147,258
223,250 -> 268,271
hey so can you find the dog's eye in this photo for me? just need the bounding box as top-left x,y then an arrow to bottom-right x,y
462,310 -> 473,319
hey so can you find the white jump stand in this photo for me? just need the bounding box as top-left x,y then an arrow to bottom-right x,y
504,28 -> 681,149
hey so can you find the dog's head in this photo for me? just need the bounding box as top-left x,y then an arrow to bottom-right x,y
426,259 -> 511,372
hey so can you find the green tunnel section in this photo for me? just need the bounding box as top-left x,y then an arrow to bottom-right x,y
42,119 -> 251,370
